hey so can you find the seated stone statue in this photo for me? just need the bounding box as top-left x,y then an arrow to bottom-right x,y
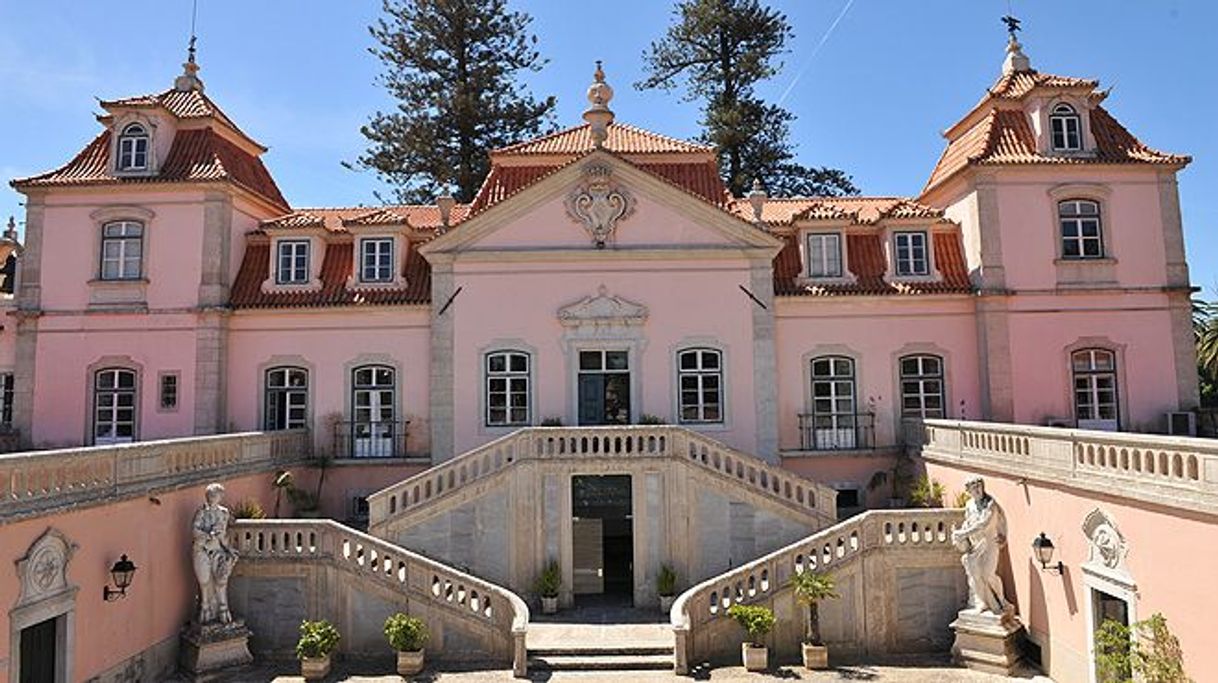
192,482 -> 239,624
950,476 -> 1011,615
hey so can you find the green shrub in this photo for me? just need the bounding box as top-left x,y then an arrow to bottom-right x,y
1095,613 -> 1190,683
638,414 -> 667,425
952,490 -> 971,508
909,476 -> 945,508
231,498 -> 265,519
535,560 -> 561,598
383,613 -> 428,652
657,564 -> 678,597
287,486 -> 319,513
296,620 -> 340,660
726,604 -> 775,646
540,417 -> 564,427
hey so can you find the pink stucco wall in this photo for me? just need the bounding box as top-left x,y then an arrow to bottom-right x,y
924,462 -> 1217,683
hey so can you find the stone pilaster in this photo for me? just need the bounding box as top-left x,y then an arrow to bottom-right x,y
193,309 -> 229,435
975,297 -> 1015,422
429,258 -> 455,462
1158,171 -> 1190,289
12,313 -> 40,450
16,193 -> 45,311
972,179 -> 1007,291
749,261 -> 779,462
1168,291 -> 1200,410
198,192 -> 233,306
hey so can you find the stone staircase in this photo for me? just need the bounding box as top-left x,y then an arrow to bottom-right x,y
527,613 -> 675,672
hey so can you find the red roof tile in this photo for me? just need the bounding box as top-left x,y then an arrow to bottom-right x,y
773,231 -> 972,297
493,123 -> 712,156
100,88 -> 262,150
11,129 -> 288,210
734,197 -> 945,226
260,205 -> 471,233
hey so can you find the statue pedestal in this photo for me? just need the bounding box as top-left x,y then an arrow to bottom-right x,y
950,608 -> 1024,675
179,620 -> 254,681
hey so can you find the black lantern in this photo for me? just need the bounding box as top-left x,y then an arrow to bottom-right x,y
1031,533 -> 1063,574
103,554 -> 137,601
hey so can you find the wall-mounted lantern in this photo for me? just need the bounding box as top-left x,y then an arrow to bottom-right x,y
103,554 -> 137,601
1031,533 -> 1064,574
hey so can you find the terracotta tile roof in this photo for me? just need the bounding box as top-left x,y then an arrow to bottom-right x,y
100,88 -> 262,150
260,205 -> 471,233
733,197 -> 945,226
493,123 -> 713,157
986,70 -> 1098,100
230,239 -> 431,309
11,129 -> 288,210
774,231 -> 973,297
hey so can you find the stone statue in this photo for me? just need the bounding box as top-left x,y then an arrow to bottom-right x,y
192,482 -> 238,624
951,476 -> 1010,615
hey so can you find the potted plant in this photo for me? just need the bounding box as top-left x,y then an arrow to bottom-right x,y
909,476 -> 946,508
296,619 -> 340,681
657,564 -> 678,613
232,498 -> 265,519
384,612 -> 429,676
789,570 -> 838,669
726,604 -> 775,672
535,560 -> 561,614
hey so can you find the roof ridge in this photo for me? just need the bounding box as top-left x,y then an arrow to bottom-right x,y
493,121 -> 711,155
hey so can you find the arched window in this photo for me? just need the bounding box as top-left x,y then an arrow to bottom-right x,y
94,368 -> 137,444
1072,349 -> 1119,431
117,123 -> 150,171
485,351 -> 529,426
351,365 -> 396,457
808,356 -> 858,449
899,354 -> 945,419
264,366 -> 308,430
1059,200 -> 1104,259
677,348 -> 723,423
100,220 -> 144,280
1049,103 -> 1082,151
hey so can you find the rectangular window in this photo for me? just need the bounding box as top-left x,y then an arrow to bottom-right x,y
899,355 -> 945,419
1059,200 -> 1104,259
158,372 -> 179,412
276,240 -> 310,285
806,233 -> 843,278
264,367 -> 309,430
893,231 -> 929,277
94,368 -> 137,445
100,221 -> 143,280
678,348 -> 723,423
486,352 -> 530,426
0,373 -> 12,430
360,238 -> 395,283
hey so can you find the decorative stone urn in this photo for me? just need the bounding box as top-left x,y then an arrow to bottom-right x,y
741,642 -> 768,672
397,650 -> 425,676
541,595 -> 559,615
300,655 -> 331,681
802,643 -> 829,670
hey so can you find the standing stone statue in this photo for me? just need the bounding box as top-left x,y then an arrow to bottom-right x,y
192,482 -> 238,624
951,476 -> 1010,614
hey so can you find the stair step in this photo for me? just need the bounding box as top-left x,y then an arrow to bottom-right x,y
527,653 -> 675,671
529,644 -> 674,657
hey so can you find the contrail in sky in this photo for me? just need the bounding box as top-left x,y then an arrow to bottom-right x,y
777,0 -> 858,106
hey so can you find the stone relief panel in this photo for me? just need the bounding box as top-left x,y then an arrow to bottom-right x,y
14,528 -> 77,610
1082,507 -> 1129,576
564,162 -> 636,247
557,285 -> 647,335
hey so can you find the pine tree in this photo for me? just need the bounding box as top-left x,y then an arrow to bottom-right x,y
638,0 -> 857,197
354,0 -> 557,203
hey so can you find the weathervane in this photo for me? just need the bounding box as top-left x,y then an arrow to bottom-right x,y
1001,15 -> 1021,40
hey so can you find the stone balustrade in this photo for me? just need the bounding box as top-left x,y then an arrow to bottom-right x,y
921,419 -> 1218,516
670,508 -> 964,673
0,430 -> 310,520
368,426 -> 837,529
232,519 -> 529,676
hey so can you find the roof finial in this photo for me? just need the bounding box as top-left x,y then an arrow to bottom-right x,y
3,217 -> 17,242
747,178 -> 768,229
1000,14 -> 1031,74
174,0 -> 205,92
583,60 -> 615,148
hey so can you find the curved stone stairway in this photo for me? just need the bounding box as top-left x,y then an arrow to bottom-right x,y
527,603 -> 675,672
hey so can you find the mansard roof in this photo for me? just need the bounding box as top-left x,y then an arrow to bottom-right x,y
97,87 -> 264,151
773,231 -> 972,298
11,128 -> 288,210
731,197 -> 948,227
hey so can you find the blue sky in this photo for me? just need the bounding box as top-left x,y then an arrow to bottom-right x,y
1,1 -> 1213,294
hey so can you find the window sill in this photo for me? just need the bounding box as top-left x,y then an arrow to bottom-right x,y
1054,257 -> 1117,265
260,277 -> 323,294
796,275 -> 856,288
346,276 -> 409,290
1056,258 -> 1118,288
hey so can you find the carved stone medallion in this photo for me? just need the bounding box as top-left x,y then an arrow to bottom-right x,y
15,528 -> 77,609
1082,508 -> 1128,573
565,163 -> 636,247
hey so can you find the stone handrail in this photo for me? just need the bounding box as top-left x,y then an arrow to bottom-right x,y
920,419 -> 1218,516
232,519 -> 529,676
368,426 -> 837,530
0,430 -> 310,521
669,508 -> 964,673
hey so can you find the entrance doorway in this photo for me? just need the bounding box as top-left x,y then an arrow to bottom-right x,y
19,617 -> 57,683
571,475 -> 633,605
1091,589 -> 1131,681
577,351 -> 631,425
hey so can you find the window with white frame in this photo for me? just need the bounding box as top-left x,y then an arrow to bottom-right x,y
899,354 -> 945,419
486,351 -> 529,426
276,240 -> 310,285
1072,349 -> 1119,431
893,231 -> 929,276
1049,103 -> 1082,151
94,368 -> 137,445
0,372 -> 12,431
360,237 -> 395,283
678,348 -> 723,423
809,356 -> 858,449
806,233 -> 843,278
1059,200 -> 1104,259
117,123 -> 150,171
264,366 -> 308,430
351,365 -> 396,457
100,221 -> 144,280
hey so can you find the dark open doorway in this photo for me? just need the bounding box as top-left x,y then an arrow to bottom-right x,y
577,351 -> 631,425
20,616 -> 57,683
571,474 -> 633,606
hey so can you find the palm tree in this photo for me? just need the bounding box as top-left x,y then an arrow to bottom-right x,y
1196,298 -> 1218,381
789,570 -> 838,645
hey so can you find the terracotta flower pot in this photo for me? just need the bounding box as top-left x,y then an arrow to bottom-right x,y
541,596 -> 558,615
802,643 -> 829,670
741,642 -> 768,672
397,649 -> 425,676
300,655 -> 331,681
659,594 -> 675,614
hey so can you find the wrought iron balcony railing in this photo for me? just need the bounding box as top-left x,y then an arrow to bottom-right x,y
332,420 -> 410,459
797,412 -> 875,451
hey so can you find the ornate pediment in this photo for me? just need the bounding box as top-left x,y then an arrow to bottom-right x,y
564,162 -> 636,247
557,285 -> 647,329
15,528 -> 77,609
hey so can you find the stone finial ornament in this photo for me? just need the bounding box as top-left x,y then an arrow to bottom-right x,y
1000,16 -> 1031,75
747,178 -> 768,225
565,162 -> 635,247
436,192 -> 457,235
951,476 -> 1012,615
174,35 -> 205,92
583,61 -> 615,147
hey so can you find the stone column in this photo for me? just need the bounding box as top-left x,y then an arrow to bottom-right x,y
12,313 -> 39,448
429,258 -> 455,462
193,309 -> 229,434
749,260 -> 779,461
971,179 -> 1014,422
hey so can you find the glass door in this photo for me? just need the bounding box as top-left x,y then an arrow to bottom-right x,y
577,350 -> 630,425
352,366 -> 395,457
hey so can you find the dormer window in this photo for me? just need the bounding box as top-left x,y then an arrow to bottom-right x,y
1049,103 -> 1082,152
276,240 -> 311,285
893,231 -> 929,277
359,237 -> 395,283
117,123 -> 150,171
806,233 -> 843,279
